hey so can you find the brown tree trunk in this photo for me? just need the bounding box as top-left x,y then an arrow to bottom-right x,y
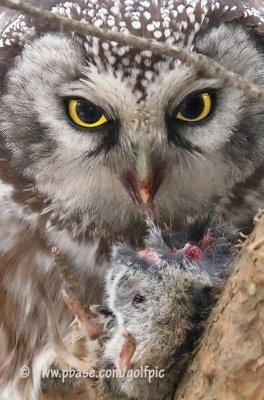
174,212 -> 264,400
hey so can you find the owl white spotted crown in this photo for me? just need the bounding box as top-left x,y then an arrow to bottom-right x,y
1,0 -> 264,89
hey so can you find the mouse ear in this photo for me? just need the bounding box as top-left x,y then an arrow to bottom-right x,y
118,330 -> 137,374
62,290 -> 104,340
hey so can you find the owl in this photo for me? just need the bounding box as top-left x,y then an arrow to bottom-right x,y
0,0 -> 263,399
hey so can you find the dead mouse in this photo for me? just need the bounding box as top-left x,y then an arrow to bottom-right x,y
57,219 -> 238,400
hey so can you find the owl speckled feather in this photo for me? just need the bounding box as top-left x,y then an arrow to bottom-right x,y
0,0 -> 263,399
1,0 -> 264,91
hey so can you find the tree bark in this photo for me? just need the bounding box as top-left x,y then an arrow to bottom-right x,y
174,211 -> 264,400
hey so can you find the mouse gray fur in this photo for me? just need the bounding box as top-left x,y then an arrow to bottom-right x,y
62,220 -> 237,400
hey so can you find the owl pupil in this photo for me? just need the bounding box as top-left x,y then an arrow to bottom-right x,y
76,101 -> 102,124
180,95 -> 204,120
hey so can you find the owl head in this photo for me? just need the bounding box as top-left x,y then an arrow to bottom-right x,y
0,0 -> 264,242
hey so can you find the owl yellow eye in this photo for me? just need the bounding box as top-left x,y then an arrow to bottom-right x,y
176,92 -> 212,122
67,99 -> 108,128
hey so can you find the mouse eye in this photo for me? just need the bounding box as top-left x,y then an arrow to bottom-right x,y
132,294 -> 145,306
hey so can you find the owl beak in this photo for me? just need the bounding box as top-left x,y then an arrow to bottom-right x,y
136,146 -> 152,204
138,184 -> 151,204
122,170 -> 152,206
122,147 -> 163,207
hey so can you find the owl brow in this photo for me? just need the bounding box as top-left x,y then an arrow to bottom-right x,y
59,84 -> 116,119
166,81 -> 220,115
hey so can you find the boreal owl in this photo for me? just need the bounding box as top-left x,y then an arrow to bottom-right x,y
0,0 -> 263,399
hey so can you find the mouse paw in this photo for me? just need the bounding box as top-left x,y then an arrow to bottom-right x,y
118,330 -> 137,374
62,290 -> 104,340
